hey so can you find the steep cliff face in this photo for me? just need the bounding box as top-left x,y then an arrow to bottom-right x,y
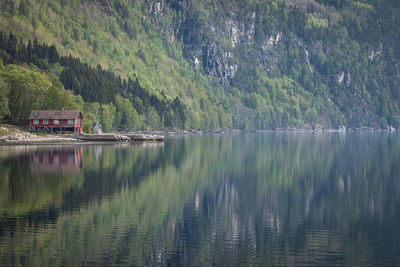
147,1 -> 290,80
148,1 -> 267,84
1,0 -> 400,129
144,0 -> 400,128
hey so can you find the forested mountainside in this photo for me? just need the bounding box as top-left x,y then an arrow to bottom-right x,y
0,0 -> 399,131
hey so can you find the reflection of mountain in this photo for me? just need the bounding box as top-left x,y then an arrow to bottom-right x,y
29,147 -> 82,173
0,136 -> 229,265
0,134 -> 400,265
161,133 -> 400,265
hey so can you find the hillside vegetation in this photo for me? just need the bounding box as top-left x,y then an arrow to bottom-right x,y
0,0 -> 399,130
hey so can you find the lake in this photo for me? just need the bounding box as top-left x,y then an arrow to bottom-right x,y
0,132 -> 399,265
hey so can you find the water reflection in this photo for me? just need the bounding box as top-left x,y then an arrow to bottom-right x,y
0,133 -> 399,265
30,147 -> 82,173
168,133 -> 400,266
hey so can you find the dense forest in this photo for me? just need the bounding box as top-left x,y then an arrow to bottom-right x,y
0,31 -> 188,132
0,0 -> 399,130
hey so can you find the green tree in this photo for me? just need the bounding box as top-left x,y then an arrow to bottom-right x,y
115,94 -> 142,131
0,64 -> 51,122
18,0 -> 30,17
82,102 -> 100,133
144,106 -> 162,130
45,79 -> 66,109
100,103 -> 116,132
0,76 -> 10,120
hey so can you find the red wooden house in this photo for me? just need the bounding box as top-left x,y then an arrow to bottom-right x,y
29,110 -> 83,134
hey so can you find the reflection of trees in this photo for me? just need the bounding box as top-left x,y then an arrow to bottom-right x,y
0,143 -> 174,216
163,133 -> 400,265
0,146 -> 84,216
0,133 -> 399,265
0,137 -> 232,265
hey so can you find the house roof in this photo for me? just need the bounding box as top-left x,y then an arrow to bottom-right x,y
29,110 -> 83,120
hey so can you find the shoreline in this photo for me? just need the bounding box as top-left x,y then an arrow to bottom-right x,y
140,127 -> 396,136
0,125 -> 397,145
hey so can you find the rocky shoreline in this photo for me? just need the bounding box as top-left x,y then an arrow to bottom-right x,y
0,125 -> 164,144
141,126 -> 396,136
0,125 -> 397,145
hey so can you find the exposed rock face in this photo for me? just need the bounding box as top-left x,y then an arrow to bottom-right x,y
335,72 -> 351,86
146,0 -> 330,93
345,73 -> 351,87
368,43 -> 383,61
147,0 -> 286,86
336,71 -> 345,84
141,0 -> 398,129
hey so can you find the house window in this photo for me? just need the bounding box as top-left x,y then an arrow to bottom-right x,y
54,119 -> 59,124
33,120 -> 39,124
67,119 -> 74,125
43,119 -> 48,124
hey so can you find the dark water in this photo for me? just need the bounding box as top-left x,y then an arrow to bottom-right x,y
0,133 -> 400,266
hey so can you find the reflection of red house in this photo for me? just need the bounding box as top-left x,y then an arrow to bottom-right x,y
29,110 -> 83,134
29,147 -> 82,173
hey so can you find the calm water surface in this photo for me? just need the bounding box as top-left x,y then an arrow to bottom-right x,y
0,133 -> 400,266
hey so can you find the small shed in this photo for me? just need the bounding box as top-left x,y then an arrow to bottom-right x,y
29,110 -> 83,134
93,123 -> 102,134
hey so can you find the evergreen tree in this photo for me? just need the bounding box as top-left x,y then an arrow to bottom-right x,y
0,75 -> 10,120
18,0 -> 30,17
48,45 -> 59,64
